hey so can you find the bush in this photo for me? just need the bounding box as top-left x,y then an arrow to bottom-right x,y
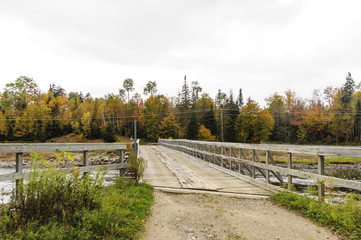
128,149 -> 146,184
103,123 -> 117,142
0,158 -> 153,239
271,191 -> 361,239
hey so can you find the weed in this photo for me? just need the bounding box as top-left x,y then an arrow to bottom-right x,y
0,158 -> 153,239
128,149 -> 146,184
271,191 -> 361,239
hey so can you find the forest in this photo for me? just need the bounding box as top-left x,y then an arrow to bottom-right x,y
0,73 -> 360,145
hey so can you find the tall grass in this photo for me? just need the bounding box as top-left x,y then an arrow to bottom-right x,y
0,155 -> 153,239
271,192 -> 361,239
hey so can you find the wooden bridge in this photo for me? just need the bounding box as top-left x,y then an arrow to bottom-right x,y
1,139 -> 360,201
145,139 -> 361,200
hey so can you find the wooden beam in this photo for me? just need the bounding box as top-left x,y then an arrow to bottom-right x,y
318,155 -> 325,201
288,153 -> 293,191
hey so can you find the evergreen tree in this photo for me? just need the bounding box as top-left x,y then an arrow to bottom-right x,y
223,91 -> 239,142
341,72 -> 355,108
354,99 -> 361,141
237,88 -> 244,108
187,112 -> 200,140
191,81 -> 202,107
179,76 -> 190,110
215,89 -> 226,109
103,122 -> 116,142
201,104 -> 217,136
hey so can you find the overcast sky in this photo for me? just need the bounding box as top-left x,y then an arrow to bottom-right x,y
1,0 -> 360,106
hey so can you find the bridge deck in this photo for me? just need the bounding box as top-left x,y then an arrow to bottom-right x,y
141,146 -> 273,198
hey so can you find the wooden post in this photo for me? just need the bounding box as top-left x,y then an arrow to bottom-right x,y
83,150 -> 89,175
238,148 -> 242,174
266,151 -> 270,183
16,152 -> 23,198
213,145 -> 216,164
318,155 -> 325,201
221,146 -> 224,167
119,150 -> 125,176
288,153 -> 293,191
251,150 -> 256,178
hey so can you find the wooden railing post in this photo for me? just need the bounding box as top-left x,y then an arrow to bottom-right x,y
266,151 -> 270,183
238,148 -> 242,174
318,155 -> 325,201
251,150 -> 256,178
119,150 -> 125,176
221,146 -> 224,168
288,153 -> 293,191
15,152 -> 23,198
83,150 -> 89,175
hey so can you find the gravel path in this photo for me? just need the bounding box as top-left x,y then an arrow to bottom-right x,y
140,191 -> 340,240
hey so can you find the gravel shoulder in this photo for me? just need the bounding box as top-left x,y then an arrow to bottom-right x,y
140,190 -> 340,240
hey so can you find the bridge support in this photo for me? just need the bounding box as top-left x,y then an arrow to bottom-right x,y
15,152 -> 23,198
318,155 -> 325,201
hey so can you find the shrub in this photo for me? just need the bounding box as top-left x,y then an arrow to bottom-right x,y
271,191 -> 361,239
0,157 -> 153,239
128,149 -> 146,184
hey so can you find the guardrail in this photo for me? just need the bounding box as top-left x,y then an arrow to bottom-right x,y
159,139 -> 361,200
0,142 -> 138,183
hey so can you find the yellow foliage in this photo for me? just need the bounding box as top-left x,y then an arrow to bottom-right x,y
197,124 -> 216,141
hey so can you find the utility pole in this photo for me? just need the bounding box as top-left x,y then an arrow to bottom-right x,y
134,120 -> 137,140
220,108 -> 224,142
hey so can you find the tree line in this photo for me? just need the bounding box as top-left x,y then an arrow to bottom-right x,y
0,73 -> 360,145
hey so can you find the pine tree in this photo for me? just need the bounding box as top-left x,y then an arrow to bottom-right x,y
201,104 -> 217,136
180,76 -> 190,110
237,88 -> 244,108
187,112 -> 200,140
341,72 -> 355,108
223,91 -> 239,142
354,99 -> 361,142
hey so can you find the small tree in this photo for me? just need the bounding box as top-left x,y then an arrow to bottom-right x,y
197,124 -> 216,141
103,123 -> 116,142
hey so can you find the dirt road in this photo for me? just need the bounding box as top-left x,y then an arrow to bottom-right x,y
140,191 -> 339,240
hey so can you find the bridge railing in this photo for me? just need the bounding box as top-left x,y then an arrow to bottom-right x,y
159,139 -> 361,200
0,142 -> 137,183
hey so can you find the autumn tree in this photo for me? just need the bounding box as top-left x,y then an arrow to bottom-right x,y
235,102 -> 274,143
197,124 -> 216,141
159,114 -> 179,139
140,95 -> 170,142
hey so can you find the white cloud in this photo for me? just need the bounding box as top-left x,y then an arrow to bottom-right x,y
0,0 -> 361,106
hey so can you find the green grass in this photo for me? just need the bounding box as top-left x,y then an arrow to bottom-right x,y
0,160 -> 153,240
271,191 -> 361,239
